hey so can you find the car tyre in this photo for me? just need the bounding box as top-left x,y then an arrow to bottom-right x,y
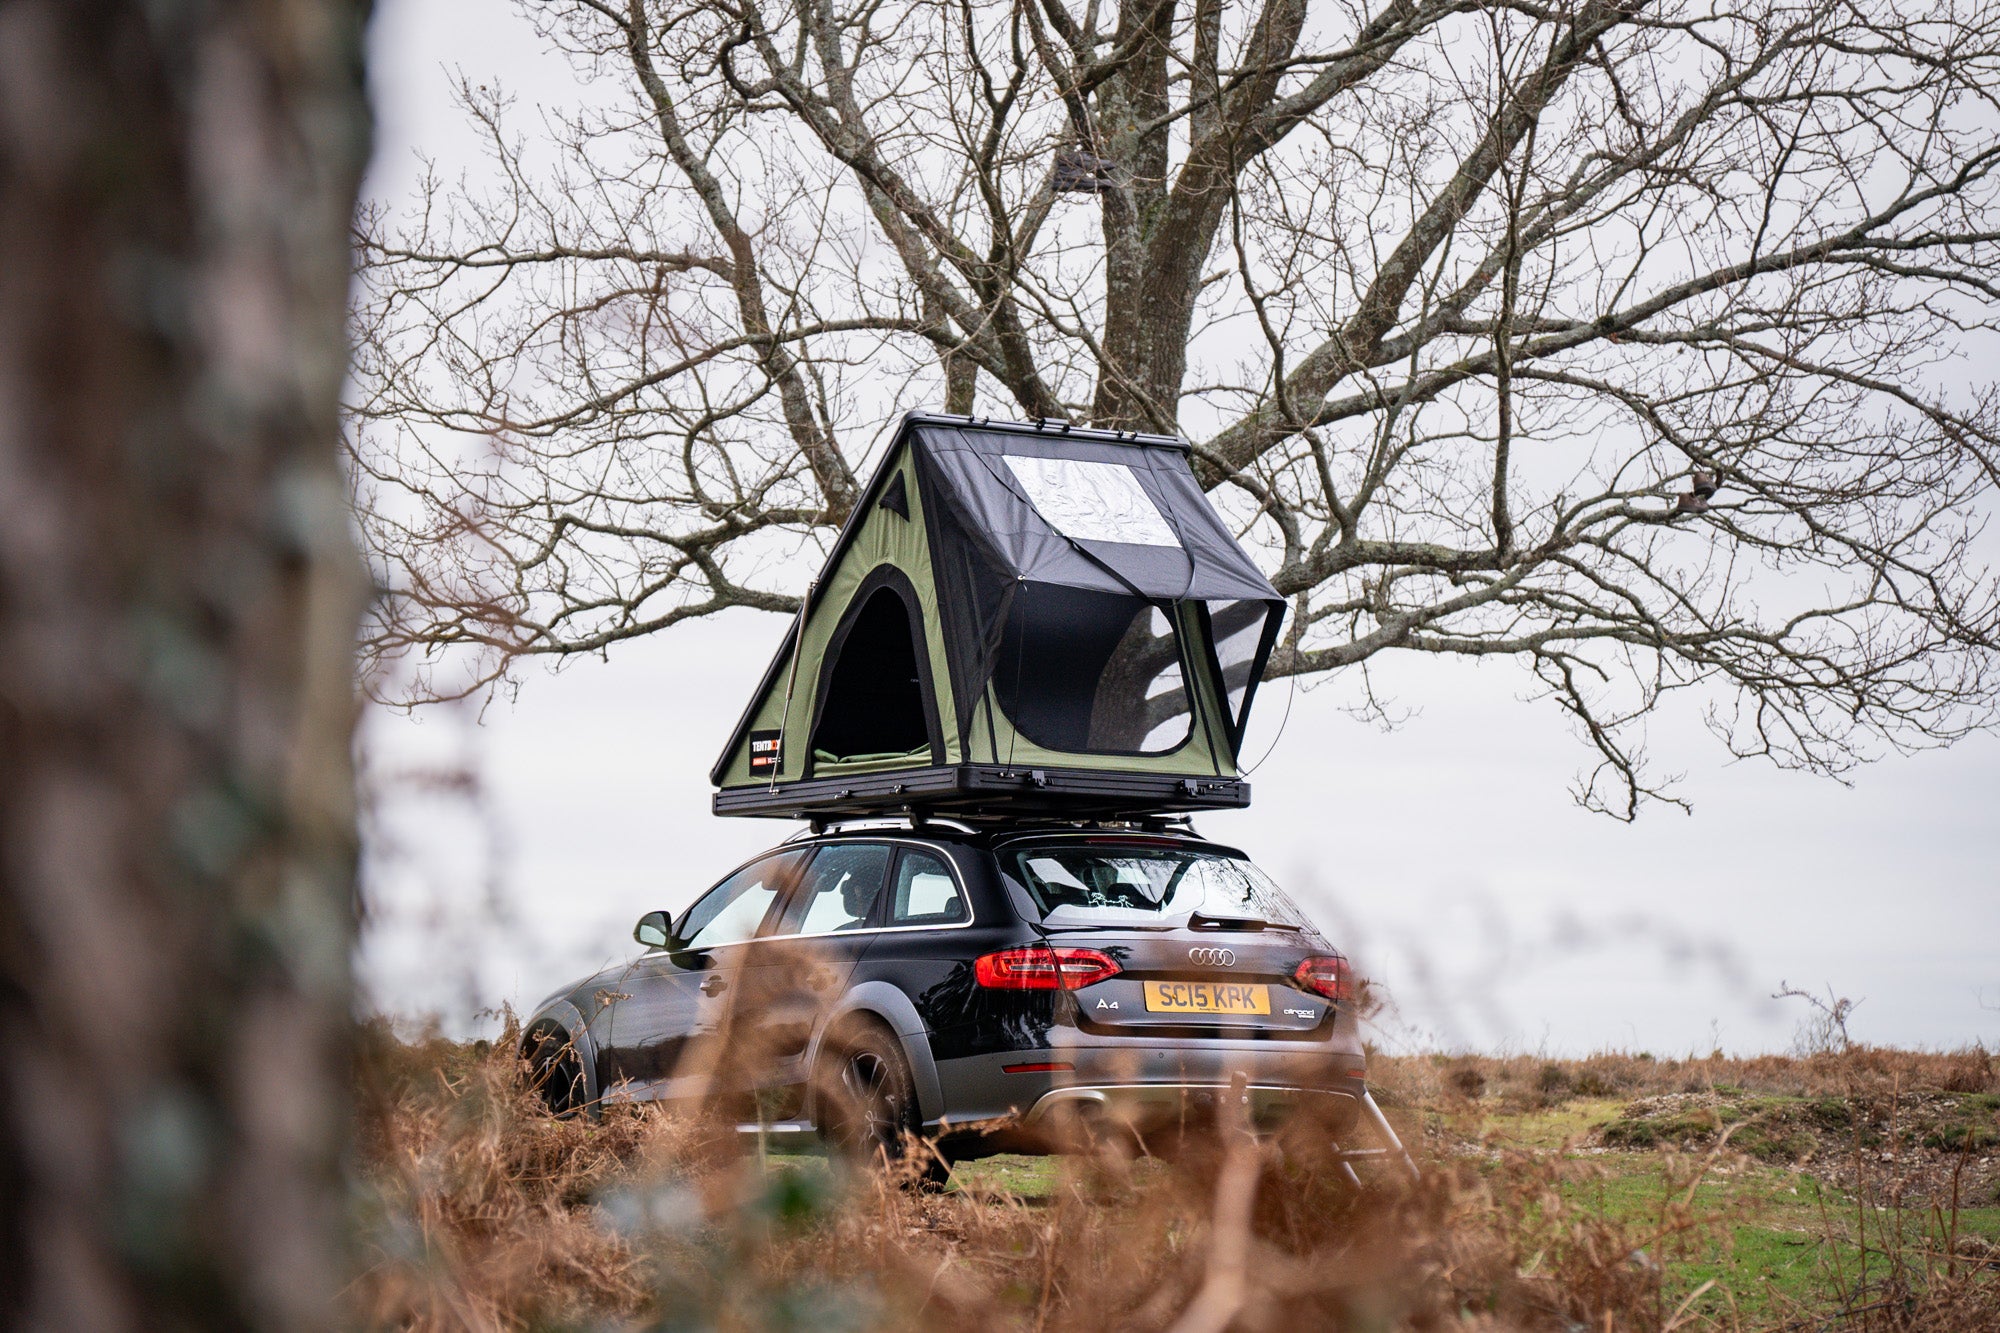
524,1026 -> 588,1118
815,1024 -> 948,1189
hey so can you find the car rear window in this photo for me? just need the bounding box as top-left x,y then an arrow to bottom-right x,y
887,849 -> 969,926
1002,843 -> 1310,928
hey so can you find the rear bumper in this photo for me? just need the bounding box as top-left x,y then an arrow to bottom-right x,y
929,1037 -> 1366,1144
1024,1081 -> 1360,1133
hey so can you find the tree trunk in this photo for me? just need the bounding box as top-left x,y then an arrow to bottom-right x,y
0,2 -> 370,1328
1091,0 -> 1183,433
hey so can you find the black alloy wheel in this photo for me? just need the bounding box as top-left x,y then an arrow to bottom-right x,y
526,1028 -> 587,1117
841,1048 -> 900,1154
816,1026 -> 948,1187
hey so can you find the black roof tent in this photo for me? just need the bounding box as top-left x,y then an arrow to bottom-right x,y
710,414 -> 1285,819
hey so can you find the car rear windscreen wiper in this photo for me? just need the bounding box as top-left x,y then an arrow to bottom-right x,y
1187,911 -> 1292,932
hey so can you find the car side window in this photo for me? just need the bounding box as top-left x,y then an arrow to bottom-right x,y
679,852 -> 807,950
776,842 -> 893,936
886,848 -> 968,927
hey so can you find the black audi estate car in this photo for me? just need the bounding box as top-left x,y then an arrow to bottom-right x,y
520,819 -> 1368,1174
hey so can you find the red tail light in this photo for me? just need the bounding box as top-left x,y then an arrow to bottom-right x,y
975,946 -> 1121,990
1293,955 -> 1356,1002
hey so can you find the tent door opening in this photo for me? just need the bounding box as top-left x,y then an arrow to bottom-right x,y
991,585 -> 1193,756
809,578 -> 938,771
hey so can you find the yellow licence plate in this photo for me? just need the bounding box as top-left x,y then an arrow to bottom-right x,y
1142,981 -> 1270,1015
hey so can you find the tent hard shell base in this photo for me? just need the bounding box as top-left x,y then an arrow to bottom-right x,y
710,762 -> 1248,821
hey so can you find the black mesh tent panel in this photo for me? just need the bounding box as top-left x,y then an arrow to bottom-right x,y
910,446 -> 1018,747
1199,598 -> 1284,751
909,420 -> 1281,763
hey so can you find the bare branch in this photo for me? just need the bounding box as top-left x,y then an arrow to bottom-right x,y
348,0 -> 2000,814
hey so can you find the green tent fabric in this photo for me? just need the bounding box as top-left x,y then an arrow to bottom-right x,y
711,413 -> 1283,820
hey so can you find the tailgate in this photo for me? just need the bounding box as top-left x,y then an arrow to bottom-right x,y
1049,930 -> 1336,1038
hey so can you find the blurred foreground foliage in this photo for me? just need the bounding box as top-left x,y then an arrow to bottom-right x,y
351,1023 -> 2000,1331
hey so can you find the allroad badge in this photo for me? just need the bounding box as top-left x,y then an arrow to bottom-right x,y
1187,946 -> 1236,967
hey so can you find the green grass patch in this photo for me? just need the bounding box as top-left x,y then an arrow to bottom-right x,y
948,1154 -> 1059,1199
1554,1155 -> 2000,1319
1596,1094 -> 1870,1162
1923,1123 -> 2000,1153
1482,1097 -> 1628,1150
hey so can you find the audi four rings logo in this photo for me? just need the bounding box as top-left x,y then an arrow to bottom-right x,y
1187,947 -> 1236,967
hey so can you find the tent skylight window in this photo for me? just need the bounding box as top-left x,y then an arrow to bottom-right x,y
1002,455 -> 1181,548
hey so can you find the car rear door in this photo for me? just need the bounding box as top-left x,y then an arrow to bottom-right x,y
725,840 -> 897,1101
850,845 -> 1021,1061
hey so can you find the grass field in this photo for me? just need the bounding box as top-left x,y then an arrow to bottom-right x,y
351,1029 -> 2000,1330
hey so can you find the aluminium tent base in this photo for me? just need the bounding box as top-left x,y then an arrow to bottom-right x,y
711,762 -> 1247,821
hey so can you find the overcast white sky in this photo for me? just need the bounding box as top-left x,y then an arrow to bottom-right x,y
355,0 -> 2000,1056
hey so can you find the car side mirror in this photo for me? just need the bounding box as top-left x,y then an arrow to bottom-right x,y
634,910 -> 673,949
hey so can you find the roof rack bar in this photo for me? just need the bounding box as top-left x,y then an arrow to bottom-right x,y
789,812 -> 1201,839
799,813 -> 985,837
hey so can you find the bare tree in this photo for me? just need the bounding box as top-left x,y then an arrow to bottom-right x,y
350,0 -> 2000,814
1772,981 -> 1862,1056
0,1 -> 369,1326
